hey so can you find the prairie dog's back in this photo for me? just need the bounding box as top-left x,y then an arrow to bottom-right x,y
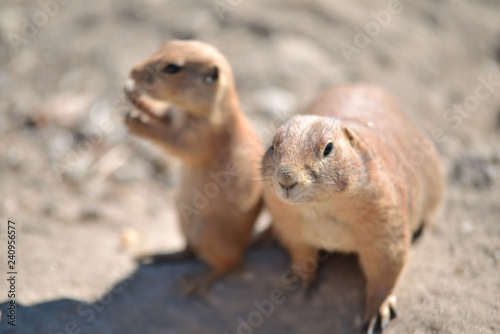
305,85 -> 409,132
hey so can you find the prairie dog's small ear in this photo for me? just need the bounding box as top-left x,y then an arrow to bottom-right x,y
343,125 -> 360,148
204,65 -> 219,84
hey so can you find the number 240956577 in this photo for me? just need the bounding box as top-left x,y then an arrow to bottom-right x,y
7,220 -> 16,270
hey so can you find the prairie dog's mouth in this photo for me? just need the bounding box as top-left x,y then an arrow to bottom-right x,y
124,79 -> 173,125
274,180 -> 308,204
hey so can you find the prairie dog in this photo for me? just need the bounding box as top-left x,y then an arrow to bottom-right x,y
124,40 -> 263,292
262,85 -> 444,333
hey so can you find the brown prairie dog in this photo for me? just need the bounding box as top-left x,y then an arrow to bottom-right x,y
262,85 -> 444,333
124,40 -> 263,292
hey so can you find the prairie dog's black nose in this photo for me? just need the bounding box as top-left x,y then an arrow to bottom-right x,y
277,166 -> 298,190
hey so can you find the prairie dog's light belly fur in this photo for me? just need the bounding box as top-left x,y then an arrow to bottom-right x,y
298,204 -> 356,253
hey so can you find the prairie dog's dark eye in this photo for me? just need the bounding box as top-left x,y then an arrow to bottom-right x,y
269,145 -> 274,153
323,142 -> 334,157
163,64 -> 182,74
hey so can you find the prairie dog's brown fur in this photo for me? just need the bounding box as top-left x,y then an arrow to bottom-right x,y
124,40 -> 263,291
262,85 -> 444,333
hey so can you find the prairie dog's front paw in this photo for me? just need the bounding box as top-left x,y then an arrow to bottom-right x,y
124,111 -> 147,135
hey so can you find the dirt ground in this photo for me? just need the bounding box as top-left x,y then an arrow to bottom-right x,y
0,0 -> 499,333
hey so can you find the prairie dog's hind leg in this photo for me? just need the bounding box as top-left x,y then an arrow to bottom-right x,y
180,247 -> 244,296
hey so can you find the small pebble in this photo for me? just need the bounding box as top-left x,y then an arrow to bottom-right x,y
121,227 -> 141,248
49,262 -> 59,271
80,208 -> 101,222
460,221 -> 474,235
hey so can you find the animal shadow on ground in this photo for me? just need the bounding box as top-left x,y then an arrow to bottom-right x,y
0,247 -> 367,334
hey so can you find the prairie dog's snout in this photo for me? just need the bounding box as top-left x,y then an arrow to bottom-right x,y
130,65 -> 161,88
124,78 -> 149,100
277,165 -> 298,190
130,67 -> 141,81
124,78 -> 146,106
274,164 -> 317,202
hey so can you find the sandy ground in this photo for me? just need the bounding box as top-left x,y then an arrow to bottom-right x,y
0,0 -> 499,333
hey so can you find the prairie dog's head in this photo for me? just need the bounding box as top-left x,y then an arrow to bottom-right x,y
262,115 -> 362,203
127,40 -> 233,115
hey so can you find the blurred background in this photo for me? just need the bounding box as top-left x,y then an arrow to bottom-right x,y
0,0 -> 499,333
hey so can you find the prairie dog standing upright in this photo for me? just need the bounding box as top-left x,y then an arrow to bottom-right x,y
262,85 -> 444,333
124,40 -> 263,292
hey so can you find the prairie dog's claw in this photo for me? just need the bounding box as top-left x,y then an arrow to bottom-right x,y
362,295 -> 398,334
179,270 -> 221,297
